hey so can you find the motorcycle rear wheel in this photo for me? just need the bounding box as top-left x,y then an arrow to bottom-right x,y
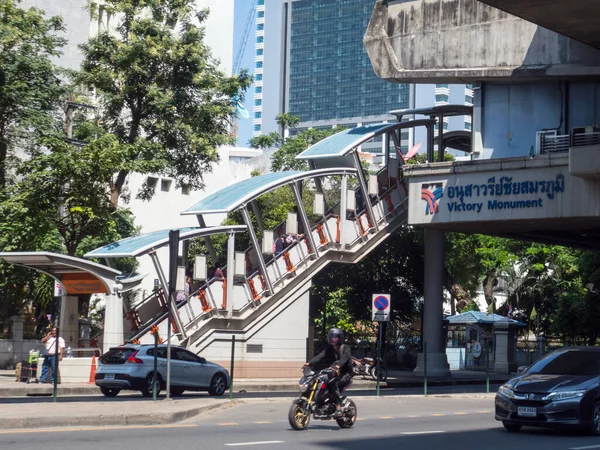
336,399 -> 357,428
370,366 -> 388,382
288,402 -> 311,430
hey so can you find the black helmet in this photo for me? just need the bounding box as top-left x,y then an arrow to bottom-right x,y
328,327 -> 344,345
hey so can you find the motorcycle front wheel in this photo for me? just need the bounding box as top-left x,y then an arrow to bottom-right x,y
336,399 -> 357,428
288,401 -> 311,430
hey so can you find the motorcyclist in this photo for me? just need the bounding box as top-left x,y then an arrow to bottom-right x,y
305,327 -> 352,418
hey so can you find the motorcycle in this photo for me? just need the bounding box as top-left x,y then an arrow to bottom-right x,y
288,367 -> 357,430
351,357 -> 372,379
352,356 -> 388,382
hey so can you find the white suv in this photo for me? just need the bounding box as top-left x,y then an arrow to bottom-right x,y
95,344 -> 230,398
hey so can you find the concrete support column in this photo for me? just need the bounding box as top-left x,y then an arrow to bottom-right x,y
59,295 -> 79,350
494,321 -> 517,374
414,229 -> 450,377
103,292 -> 124,353
226,232 -> 235,317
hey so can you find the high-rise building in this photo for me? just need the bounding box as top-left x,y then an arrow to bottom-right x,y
253,0 -> 476,156
254,0 -> 412,151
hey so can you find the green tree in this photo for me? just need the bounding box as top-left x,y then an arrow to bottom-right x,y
78,0 -> 252,205
3,136 -> 128,255
0,0 -> 66,190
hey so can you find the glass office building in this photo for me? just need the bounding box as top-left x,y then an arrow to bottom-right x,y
288,0 -> 410,124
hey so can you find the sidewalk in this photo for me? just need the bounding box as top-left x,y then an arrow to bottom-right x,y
0,396 -> 233,430
0,369 -> 510,397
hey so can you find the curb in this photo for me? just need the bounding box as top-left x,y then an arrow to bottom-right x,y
0,400 -> 237,430
0,379 -> 509,398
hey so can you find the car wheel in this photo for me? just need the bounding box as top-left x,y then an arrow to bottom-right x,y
170,387 -> 185,397
100,387 -> 120,398
208,373 -> 227,396
141,373 -> 162,398
502,421 -> 522,432
590,401 -> 600,436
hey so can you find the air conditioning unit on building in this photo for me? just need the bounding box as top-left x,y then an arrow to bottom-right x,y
535,130 -> 557,155
572,126 -> 600,135
571,126 -> 600,147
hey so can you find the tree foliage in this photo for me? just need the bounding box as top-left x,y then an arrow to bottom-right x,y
78,0 -> 252,204
0,0 -> 66,190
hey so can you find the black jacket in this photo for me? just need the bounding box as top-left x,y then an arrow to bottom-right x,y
308,344 -> 352,376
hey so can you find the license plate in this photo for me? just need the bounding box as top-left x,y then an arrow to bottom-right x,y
104,374 -> 115,380
517,406 -> 536,417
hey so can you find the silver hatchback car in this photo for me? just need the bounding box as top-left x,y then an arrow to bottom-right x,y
95,344 -> 230,398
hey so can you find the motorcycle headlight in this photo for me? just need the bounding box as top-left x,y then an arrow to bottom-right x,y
548,390 -> 586,401
299,383 -> 310,393
498,385 -> 515,399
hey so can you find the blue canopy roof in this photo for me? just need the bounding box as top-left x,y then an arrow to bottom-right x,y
181,168 -> 357,215
85,226 -> 247,259
446,311 -> 526,327
296,123 -> 398,160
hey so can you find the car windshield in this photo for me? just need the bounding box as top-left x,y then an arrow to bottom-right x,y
528,350 -> 600,375
100,347 -> 137,365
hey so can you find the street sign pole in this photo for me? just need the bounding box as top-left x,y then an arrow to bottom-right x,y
376,322 -> 383,397
167,230 -> 180,400
372,294 -> 390,398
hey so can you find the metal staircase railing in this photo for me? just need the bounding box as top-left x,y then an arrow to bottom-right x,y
129,172 -> 410,346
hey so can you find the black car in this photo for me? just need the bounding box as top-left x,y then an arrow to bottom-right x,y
495,346 -> 600,434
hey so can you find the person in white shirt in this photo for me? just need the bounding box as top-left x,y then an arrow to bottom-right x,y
39,327 -> 65,384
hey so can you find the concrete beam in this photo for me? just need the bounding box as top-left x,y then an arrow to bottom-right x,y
477,0 -> 600,50
364,0 -> 600,84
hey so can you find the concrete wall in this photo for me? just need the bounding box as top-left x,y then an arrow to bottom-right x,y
20,0 -> 90,71
198,0 -> 234,75
481,81 -> 600,159
364,0 -> 600,84
0,340 -> 44,370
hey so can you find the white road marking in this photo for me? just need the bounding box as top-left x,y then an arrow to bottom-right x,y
225,441 -> 285,447
401,431 -> 446,435
569,445 -> 600,450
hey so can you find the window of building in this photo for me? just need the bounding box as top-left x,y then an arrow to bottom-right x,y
160,179 -> 172,192
257,23 -> 264,31
254,112 -> 261,119
465,122 -> 472,131
254,124 -> 261,132
255,99 -> 262,106
258,0 -> 264,5
465,95 -> 473,104
181,184 -> 190,195
256,61 -> 263,69
256,86 -> 262,94
435,94 -> 449,103
257,36 -> 263,44
146,176 -> 158,190
256,48 -> 263,56
255,74 -> 262,81
257,11 -> 264,18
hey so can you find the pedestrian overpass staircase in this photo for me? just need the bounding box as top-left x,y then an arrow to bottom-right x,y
118,121 -> 432,356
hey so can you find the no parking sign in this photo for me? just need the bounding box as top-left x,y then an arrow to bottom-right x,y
372,294 -> 391,322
